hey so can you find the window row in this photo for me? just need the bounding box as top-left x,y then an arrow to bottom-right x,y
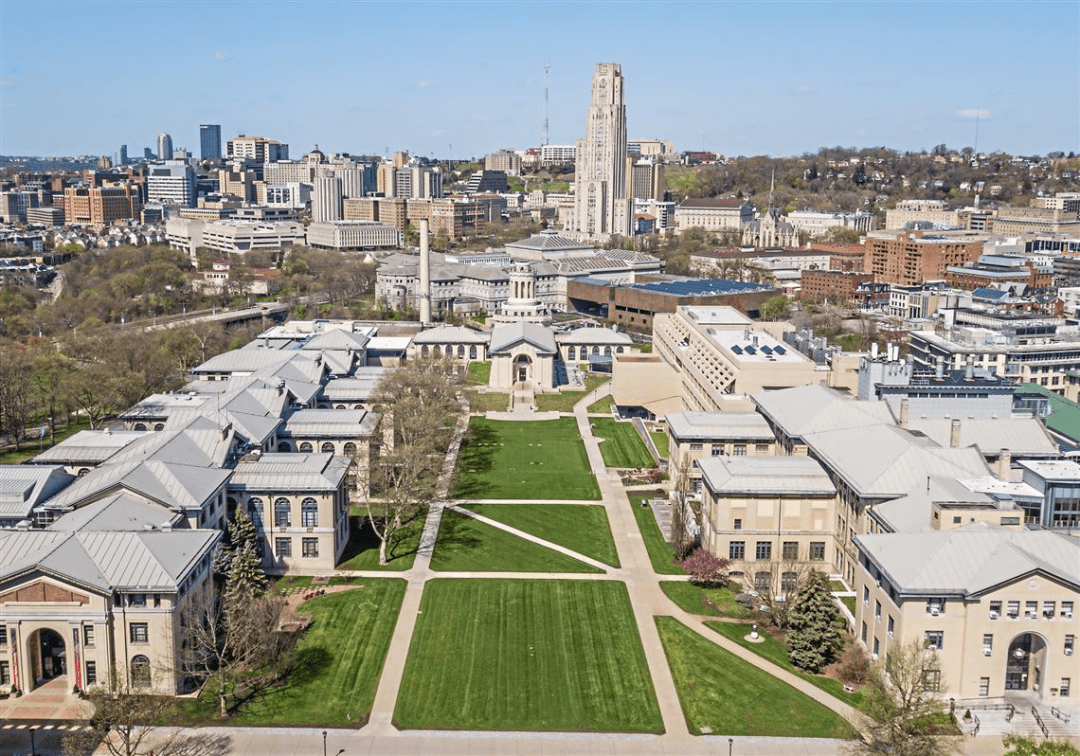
419,344 -> 479,359
248,497 -> 321,528
275,537 -> 320,559
728,541 -> 825,561
988,599 -> 1074,620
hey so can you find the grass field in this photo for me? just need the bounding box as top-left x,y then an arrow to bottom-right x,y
179,582 -> 406,726
627,492 -> 684,575
431,509 -> 602,572
587,395 -> 614,414
462,503 -> 620,567
705,620 -> 864,708
590,418 -> 655,468
659,581 -> 752,619
395,580 -> 663,733
656,617 -> 859,739
534,375 -> 612,413
467,391 -> 509,413
0,418 -> 92,465
452,417 -> 600,500
467,361 -> 491,384
650,431 -> 670,458
336,513 -> 424,571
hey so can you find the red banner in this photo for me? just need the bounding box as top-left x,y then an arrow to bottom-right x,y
9,628 -> 19,692
72,627 -> 82,690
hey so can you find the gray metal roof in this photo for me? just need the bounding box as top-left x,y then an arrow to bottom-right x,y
699,456 -> 836,496
32,430 -> 150,466
870,476 -> 996,534
322,376 -> 384,401
556,327 -> 634,345
753,384 -> 897,439
48,492 -> 184,532
665,411 -> 774,442
43,457 -> 232,513
489,321 -> 557,355
0,528 -> 219,592
229,453 -> 350,492
0,465 -> 74,521
300,329 -> 370,351
856,523 -> 1080,596
283,408 -> 378,438
906,417 -> 1058,458
412,326 -> 490,344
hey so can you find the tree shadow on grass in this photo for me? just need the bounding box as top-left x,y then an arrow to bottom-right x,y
431,509 -> 483,556
449,423 -> 498,499
227,646 -> 334,719
338,511 -> 424,567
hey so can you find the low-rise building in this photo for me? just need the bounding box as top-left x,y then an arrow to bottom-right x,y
674,198 -> 753,233
306,221 -> 402,250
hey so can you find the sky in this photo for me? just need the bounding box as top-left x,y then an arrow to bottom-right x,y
2,0 -> 1078,159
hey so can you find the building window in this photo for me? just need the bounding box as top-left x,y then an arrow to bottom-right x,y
873,637 -> 880,656
733,518 -> 742,530
131,655 -> 151,688
302,498 -> 319,528
1026,600 -> 1038,618
711,445 -> 723,457
924,631 -> 943,651
989,600 -> 1002,617
0,661 -> 9,685
690,442 -> 703,451
83,625 -> 95,647
343,442 -> 357,456
755,444 -> 769,453
275,538 -> 292,558
248,498 -> 264,527
733,444 -> 747,456
875,601 -> 882,622
887,616 -> 895,637
0,626 -> 6,646
1063,601 -> 1074,618
861,622 -> 868,642
130,593 -> 146,607
299,442 -> 313,453
926,597 -> 945,615
729,541 -> 745,560
1043,601 -> 1056,617
154,594 -> 161,608
782,542 -> 798,560
983,634 -> 993,653
755,541 -> 772,560
130,623 -> 149,644
754,571 -> 771,590
1066,635 -> 1075,655
1007,600 -> 1020,618
320,442 -> 335,453
781,571 -> 799,593
274,497 -> 292,527
302,538 -> 319,558
809,541 -> 825,561
469,345 -> 477,359
864,586 -> 870,606
1062,678 -> 1071,697
979,677 -> 990,697
922,669 -> 941,692
86,660 -> 97,685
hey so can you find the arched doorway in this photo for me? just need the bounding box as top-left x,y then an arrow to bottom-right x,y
1006,633 -> 1047,693
37,628 -> 67,682
514,354 -> 531,384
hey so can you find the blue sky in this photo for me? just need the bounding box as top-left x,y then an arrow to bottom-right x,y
2,1 -> 1078,158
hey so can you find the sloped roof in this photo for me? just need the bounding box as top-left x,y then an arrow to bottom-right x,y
229,453 -> 350,492
753,384 -> 896,439
870,476 -> 996,534
489,321 -> 557,355
1016,383 -> 1080,444
855,524 -> 1080,595
805,423 -> 990,498
905,417 -> 1058,457
0,465 -> 74,521
0,529 -> 218,592
300,329 -> 370,351
665,411 -> 774,441
556,327 -> 634,345
678,197 -> 746,209
412,326 -> 490,344
699,456 -> 836,496
48,492 -> 184,532
283,408 -> 378,438
505,230 -> 593,252
32,430 -> 150,466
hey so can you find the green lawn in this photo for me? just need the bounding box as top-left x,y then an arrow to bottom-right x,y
587,394 -> 614,414
431,509 -> 601,572
336,513 -> 423,571
650,431 -> 669,458
0,418 -> 92,465
660,581 -> 752,618
452,417 -> 600,500
467,360 -> 491,385
842,596 -> 856,615
534,375 -> 612,413
705,620 -> 863,708
395,580 -> 663,733
462,503 -> 620,567
179,582 -> 406,726
627,492 -> 684,575
467,391 -> 509,413
590,418 -> 655,468
656,617 -> 859,739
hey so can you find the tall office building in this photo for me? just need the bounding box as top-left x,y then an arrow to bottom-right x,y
200,124 -> 222,160
157,133 -> 174,162
571,63 -> 631,240
118,145 -> 128,166
147,163 -> 196,207
313,168 -> 344,222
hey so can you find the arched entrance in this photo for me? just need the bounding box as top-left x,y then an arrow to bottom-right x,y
1005,633 -> 1047,693
36,628 -> 67,682
514,354 -> 532,384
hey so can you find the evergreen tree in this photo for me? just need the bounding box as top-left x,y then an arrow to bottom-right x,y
785,570 -> 844,673
225,542 -> 267,606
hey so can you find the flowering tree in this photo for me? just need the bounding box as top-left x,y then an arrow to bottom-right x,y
678,548 -> 730,586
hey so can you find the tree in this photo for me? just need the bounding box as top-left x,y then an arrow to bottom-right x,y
678,548 -> 730,586
759,294 -> 791,322
668,467 -> 696,559
1002,736 -> 1079,756
785,570 -> 844,673
851,640 -> 961,756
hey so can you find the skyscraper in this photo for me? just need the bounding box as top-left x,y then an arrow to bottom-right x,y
200,124 -> 222,160
157,132 -> 174,162
571,63 -> 631,240
313,168 -> 344,222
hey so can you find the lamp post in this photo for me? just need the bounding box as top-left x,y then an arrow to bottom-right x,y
728,736 -> 733,756
29,726 -> 36,756
322,730 -> 327,756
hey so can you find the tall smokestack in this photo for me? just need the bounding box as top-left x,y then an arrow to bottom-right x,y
419,219 -> 431,324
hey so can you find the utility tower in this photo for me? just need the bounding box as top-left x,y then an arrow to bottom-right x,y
543,62 -> 550,146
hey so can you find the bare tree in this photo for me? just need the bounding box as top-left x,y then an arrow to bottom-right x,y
850,640 -> 961,756
752,558 -> 810,630
668,467 -> 696,559
366,355 -> 464,565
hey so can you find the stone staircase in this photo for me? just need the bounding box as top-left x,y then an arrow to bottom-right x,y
962,700 -> 1079,740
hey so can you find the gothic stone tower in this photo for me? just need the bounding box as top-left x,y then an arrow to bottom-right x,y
573,63 -> 629,239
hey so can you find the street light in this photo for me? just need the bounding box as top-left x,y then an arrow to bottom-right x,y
29,726 -> 37,756
322,730 -> 327,756
728,737 -> 734,756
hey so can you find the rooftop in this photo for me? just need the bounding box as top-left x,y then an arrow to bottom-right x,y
665,411 -> 774,441
629,278 -> 772,297
699,456 -> 836,496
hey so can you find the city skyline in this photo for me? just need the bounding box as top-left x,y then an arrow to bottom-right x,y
1,1 -> 1078,159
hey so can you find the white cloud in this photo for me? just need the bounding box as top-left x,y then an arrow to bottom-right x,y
795,83 -> 812,93
214,50 -> 231,62
416,79 -> 432,89
957,108 -> 990,119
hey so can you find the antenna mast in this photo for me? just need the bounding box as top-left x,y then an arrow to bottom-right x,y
543,62 -> 550,146
973,107 -> 980,157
